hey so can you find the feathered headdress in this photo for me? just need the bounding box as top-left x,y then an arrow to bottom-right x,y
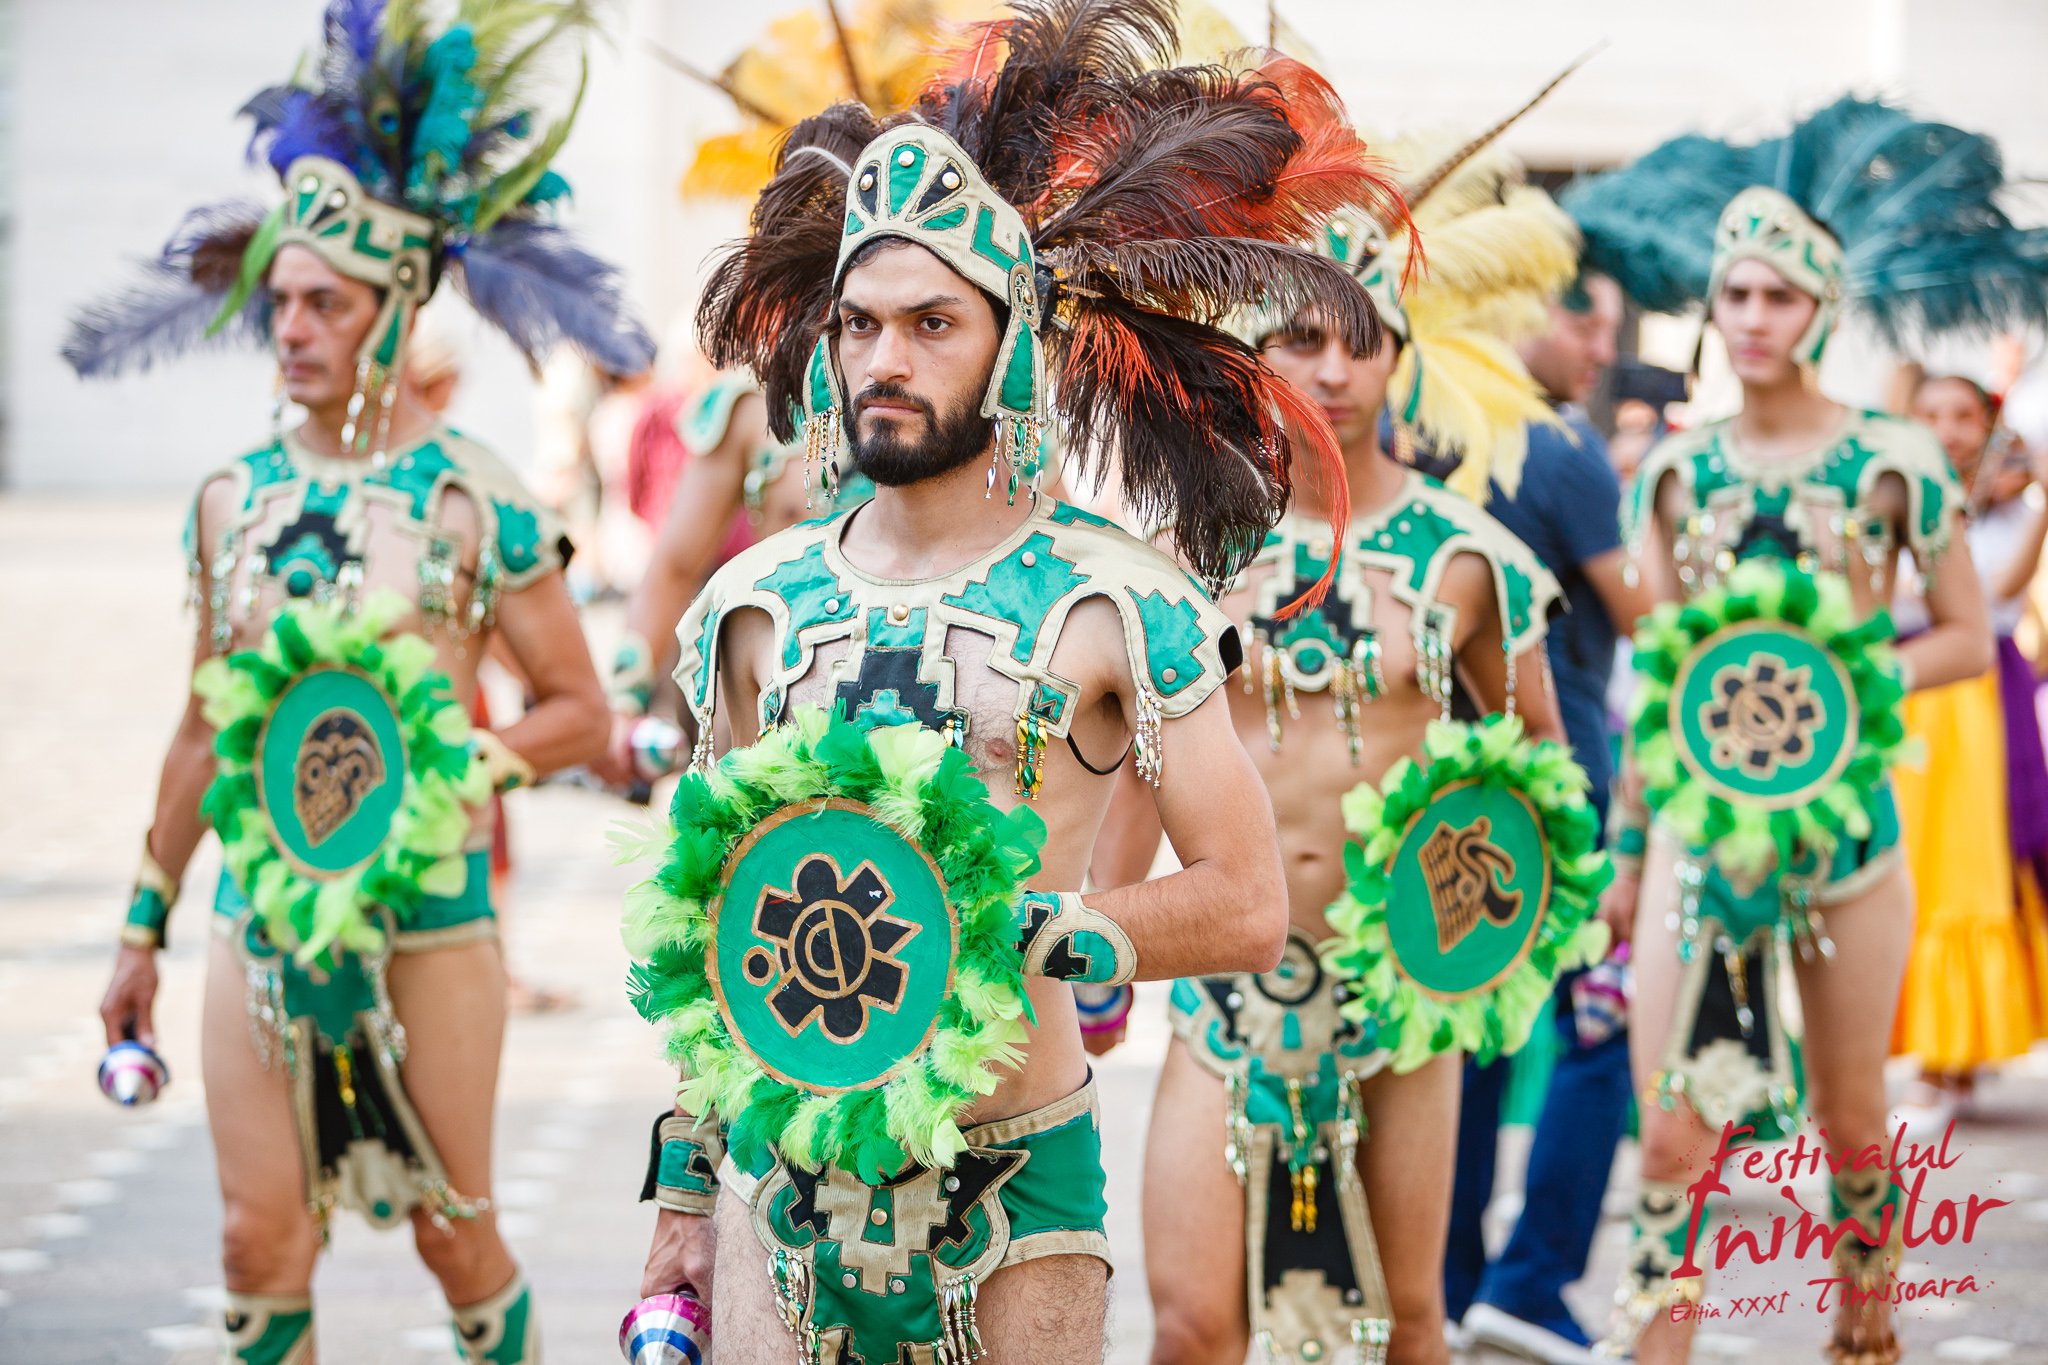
697,0 -> 1408,597
65,0 -> 654,453
1238,60 -> 1585,501
1565,95 -> 2048,364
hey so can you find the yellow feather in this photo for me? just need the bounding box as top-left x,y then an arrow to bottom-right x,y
1345,126 -> 1579,504
683,0 -> 1000,201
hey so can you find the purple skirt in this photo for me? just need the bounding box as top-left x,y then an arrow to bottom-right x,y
1998,635 -> 2048,863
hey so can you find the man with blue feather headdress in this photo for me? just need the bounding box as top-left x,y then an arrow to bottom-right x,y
66,2 -> 654,1360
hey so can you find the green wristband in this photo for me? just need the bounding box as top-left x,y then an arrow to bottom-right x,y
122,839 -> 179,950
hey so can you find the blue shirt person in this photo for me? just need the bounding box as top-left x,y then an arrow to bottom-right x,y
1445,274 -> 1656,1361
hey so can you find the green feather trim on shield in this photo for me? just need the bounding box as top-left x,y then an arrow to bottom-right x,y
193,591 -> 487,971
1628,560 -> 1907,883
622,707 -> 1046,1182
1323,714 -> 1611,1073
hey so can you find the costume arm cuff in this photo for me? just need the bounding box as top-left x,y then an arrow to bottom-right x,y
641,1107 -> 725,1215
122,837 -> 179,950
470,730 -> 537,795
1014,891 -> 1137,985
609,633 -> 655,717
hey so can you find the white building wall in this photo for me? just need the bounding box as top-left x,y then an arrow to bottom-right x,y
8,0 -> 2046,491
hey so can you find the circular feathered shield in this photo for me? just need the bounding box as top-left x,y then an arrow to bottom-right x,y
1669,621 -> 1856,808
195,593 -> 486,968
254,665 -> 409,878
1630,561 -> 1905,885
708,798 -> 956,1095
1383,779 -> 1553,1000
1324,716 -> 1611,1071
625,709 -> 1045,1180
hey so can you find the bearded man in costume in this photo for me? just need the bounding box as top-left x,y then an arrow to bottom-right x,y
626,2 -> 1407,1359
593,0 -> 988,772
70,2 -> 651,1359
1566,97 -> 2036,1363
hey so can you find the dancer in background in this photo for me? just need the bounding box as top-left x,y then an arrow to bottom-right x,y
1568,96 -> 2035,1362
1143,97 -> 1602,1365
1450,269 -> 1654,1365
1891,371 -> 2048,1116
69,2 -> 649,1357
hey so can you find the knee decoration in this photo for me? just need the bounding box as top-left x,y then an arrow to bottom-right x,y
221,1290 -> 313,1365
1013,891 -> 1136,985
641,1107 -> 725,1216
1171,930 -> 1392,1365
452,1271 -> 538,1365
1596,1180 -> 1704,1358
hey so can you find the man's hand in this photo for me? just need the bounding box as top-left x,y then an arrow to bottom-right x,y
590,712 -> 639,788
641,1207 -> 717,1301
1081,1023 -> 1127,1057
1597,869 -> 1639,948
101,945 -> 160,1048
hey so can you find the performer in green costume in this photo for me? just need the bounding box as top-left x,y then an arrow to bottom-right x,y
1135,93 -> 1603,1365
631,2 -> 1408,1359
1565,97 -> 2043,1363
70,2 -> 649,1359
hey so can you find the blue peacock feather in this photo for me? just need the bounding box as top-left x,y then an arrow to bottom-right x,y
66,0 -> 651,377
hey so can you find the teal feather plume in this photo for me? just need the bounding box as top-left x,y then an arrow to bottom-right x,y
1564,96 -> 2048,344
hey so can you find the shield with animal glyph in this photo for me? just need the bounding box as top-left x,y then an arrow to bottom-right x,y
1323,716 -> 1612,1071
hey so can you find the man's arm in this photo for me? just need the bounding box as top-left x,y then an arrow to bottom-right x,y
596,400 -> 760,782
489,570 -> 609,776
1444,554 -> 1567,745
638,604 -> 771,1302
1899,532 -> 1995,692
1581,547 -> 1659,641
1026,686 -> 1287,983
101,481 -> 233,1047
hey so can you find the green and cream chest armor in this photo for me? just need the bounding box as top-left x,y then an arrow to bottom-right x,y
1241,472 -> 1560,759
186,429 -> 566,656
676,497 -> 1241,795
1622,410 -> 1963,599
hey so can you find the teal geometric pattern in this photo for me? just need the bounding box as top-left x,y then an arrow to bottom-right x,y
754,542 -> 857,670
941,532 -> 1088,665
1123,587 -> 1207,700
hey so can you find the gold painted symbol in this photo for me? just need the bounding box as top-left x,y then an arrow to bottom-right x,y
294,709 -> 386,845
751,854 -> 918,1042
1700,654 -> 1825,780
1419,817 -> 1522,953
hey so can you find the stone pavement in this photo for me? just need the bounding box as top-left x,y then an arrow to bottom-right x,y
1,494 -> 2045,1364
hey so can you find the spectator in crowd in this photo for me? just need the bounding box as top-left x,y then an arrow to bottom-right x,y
1891,372 -> 2048,1119
1448,273 -> 1656,1365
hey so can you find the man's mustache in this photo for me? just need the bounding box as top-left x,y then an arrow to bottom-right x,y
854,384 -> 934,419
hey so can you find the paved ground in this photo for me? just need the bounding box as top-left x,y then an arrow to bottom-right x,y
2,494 -> 2045,1364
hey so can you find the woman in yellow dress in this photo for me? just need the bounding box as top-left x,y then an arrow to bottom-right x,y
1892,372 -> 2048,1113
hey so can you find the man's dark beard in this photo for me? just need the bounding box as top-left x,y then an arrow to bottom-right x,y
844,382 -> 990,487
